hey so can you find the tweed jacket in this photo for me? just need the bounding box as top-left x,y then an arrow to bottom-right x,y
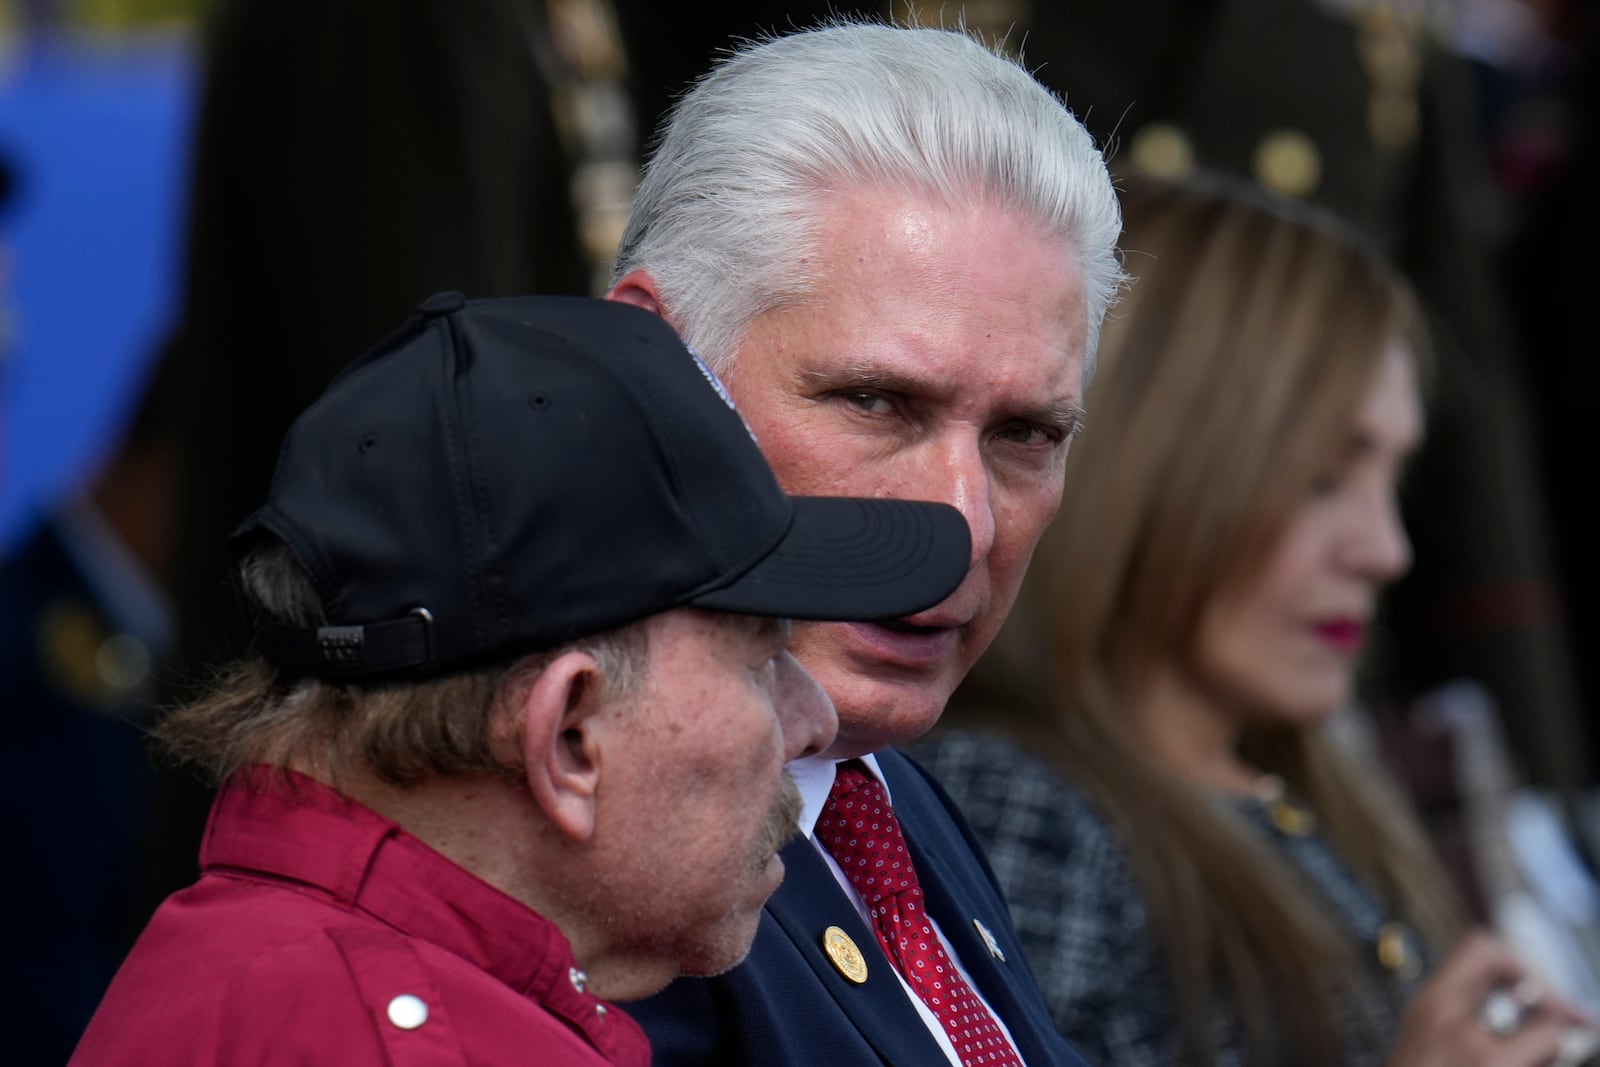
912,729 -> 1427,1067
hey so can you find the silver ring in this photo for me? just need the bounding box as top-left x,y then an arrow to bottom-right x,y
1480,987 -> 1527,1037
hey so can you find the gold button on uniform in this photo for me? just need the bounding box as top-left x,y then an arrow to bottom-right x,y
1252,130 -> 1322,199
1128,123 -> 1195,179
1357,5 -> 1423,149
823,926 -> 868,984
1376,921 -> 1422,981
39,600 -> 147,710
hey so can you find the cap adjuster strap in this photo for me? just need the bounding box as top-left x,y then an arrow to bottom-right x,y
254,607 -> 434,679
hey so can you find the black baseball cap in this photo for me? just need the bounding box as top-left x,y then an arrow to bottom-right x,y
235,293 -> 971,680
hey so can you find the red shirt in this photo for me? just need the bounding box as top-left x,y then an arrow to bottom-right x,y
71,767 -> 650,1066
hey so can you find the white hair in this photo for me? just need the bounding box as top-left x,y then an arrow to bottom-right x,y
611,19 -> 1125,375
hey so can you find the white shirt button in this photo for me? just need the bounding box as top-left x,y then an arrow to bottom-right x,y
387,994 -> 429,1030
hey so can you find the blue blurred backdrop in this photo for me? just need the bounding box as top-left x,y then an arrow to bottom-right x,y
0,31 -> 193,552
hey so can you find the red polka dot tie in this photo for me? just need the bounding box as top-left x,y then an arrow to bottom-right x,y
814,762 -> 1024,1067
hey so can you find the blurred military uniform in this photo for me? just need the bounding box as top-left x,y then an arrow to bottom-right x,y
932,0 -> 1588,797
0,504 -> 167,1065
0,126 -> 164,1065
152,0 -> 636,909
610,1 -> 875,143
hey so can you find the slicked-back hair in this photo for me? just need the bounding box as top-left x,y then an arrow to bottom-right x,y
611,19 -> 1123,376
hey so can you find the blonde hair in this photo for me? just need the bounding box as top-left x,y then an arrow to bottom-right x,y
948,173 -> 1458,1064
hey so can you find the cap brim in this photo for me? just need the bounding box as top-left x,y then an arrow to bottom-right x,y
689,497 -> 970,621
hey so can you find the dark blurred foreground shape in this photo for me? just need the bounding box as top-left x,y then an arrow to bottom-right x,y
1496,2 -> 1599,796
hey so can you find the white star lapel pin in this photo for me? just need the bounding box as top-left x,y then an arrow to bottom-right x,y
973,918 -> 1005,962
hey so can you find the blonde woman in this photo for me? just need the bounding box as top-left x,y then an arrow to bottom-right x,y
914,174 -> 1589,1067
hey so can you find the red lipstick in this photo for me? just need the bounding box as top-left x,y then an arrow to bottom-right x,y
1313,619 -> 1366,655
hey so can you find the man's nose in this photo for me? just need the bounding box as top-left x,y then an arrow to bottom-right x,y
775,651 -> 837,760
932,437 -> 995,570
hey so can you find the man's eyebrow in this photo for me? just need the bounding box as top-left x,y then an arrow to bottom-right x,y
796,362 -> 908,391
798,363 -> 1086,434
1038,402 -> 1087,438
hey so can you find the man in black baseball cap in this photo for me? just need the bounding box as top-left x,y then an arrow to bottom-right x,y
72,294 -> 969,1067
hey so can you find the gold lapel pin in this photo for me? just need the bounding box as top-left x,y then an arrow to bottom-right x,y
973,918 -> 1005,962
822,925 -> 869,984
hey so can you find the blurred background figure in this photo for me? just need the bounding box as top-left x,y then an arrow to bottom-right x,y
885,0 -> 1595,865
609,1 -> 869,151
913,172 -> 1597,1067
0,366 -> 176,1067
610,2 -> 1592,820
0,0 -> 636,1057
147,0 -> 639,911
162,0 -> 633,690
896,0 -> 1593,831
0,6 -> 190,1061
0,1 -> 191,553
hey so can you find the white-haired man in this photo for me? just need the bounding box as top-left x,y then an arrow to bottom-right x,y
608,20 -> 1122,1067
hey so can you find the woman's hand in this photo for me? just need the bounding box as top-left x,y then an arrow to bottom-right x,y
1387,931 -> 1593,1067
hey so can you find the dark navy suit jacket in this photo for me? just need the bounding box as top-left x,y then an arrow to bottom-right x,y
626,749 -> 1089,1065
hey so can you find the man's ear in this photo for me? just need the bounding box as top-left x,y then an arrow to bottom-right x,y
517,650 -> 610,842
605,268 -> 664,315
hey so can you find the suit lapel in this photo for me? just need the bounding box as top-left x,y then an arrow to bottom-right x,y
764,833 -> 950,1065
885,752 -> 1064,1067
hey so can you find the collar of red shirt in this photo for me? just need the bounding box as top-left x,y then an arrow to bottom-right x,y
202,765 -> 644,1059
